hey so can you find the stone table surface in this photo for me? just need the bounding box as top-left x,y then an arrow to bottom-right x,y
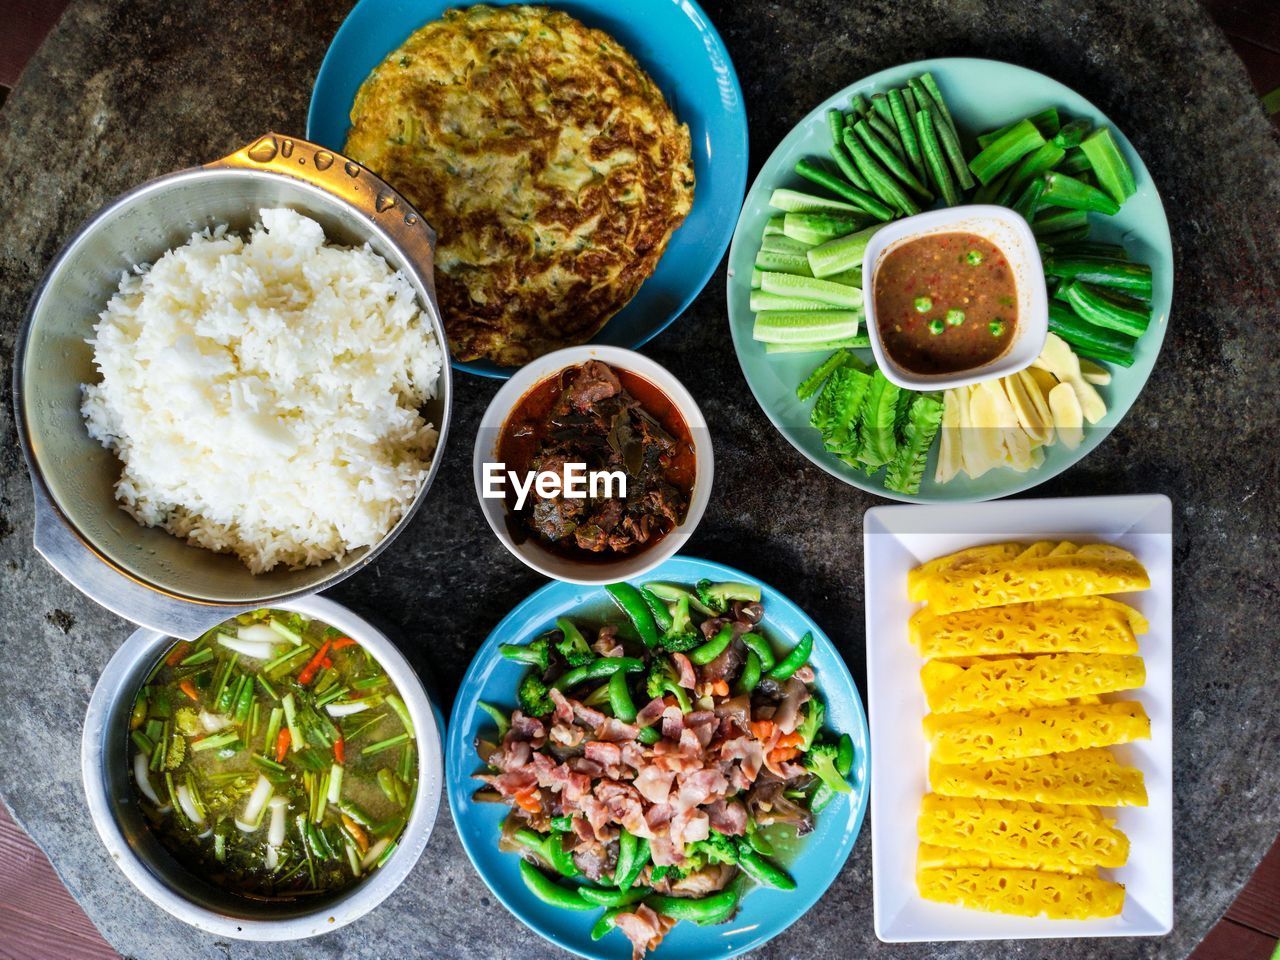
1,0 -> 1278,958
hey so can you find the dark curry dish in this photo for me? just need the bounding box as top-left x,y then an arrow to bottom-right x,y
498,361 -> 693,560
345,5 -> 695,366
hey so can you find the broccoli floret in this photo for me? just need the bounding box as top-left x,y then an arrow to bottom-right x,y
518,674 -> 555,717
554,617 -> 595,667
656,630 -> 701,653
795,695 -> 825,752
650,864 -> 685,883
500,637 -> 550,671
654,594 -> 701,653
695,580 -> 764,615
687,830 -> 740,867
163,732 -> 186,771
803,741 -> 852,794
645,658 -> 691,713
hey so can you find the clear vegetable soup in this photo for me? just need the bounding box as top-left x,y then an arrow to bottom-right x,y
128,610 -> 417,899
874,232 -> 1018,375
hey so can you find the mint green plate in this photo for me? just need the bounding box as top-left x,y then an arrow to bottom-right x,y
727,58 -> 1172,503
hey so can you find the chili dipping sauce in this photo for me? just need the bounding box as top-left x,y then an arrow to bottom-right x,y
874,232 -> 1018,375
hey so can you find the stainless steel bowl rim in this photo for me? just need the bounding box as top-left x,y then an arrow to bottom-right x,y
80,594 -> 444,940
14,134 -> 453,636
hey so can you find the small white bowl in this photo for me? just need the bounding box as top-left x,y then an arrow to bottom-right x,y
473,345 -> 712,585
861,204 -> 1048,391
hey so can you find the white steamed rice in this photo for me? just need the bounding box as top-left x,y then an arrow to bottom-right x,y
81,207 -> 444,573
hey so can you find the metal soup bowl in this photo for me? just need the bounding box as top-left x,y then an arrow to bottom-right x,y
81,595 -> 444,940
14,134 -> 452,635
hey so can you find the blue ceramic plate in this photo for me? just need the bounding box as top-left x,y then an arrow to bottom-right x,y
446,556 -> 869,960
308,0 -> 748,379
727,58 -> 1173,502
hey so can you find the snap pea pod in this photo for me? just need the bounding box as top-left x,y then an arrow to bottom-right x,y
1041,171 -> 1120,215
605,583 -> 660,648
841,128 -> 919,216
518,859 -> 594,910
548,832 -> 582,878
794,157 -> 895,221
690,624 -> 735,666
743,632 -> 777,672
745,821 -> 775,856
853,119 -> 932,200
644,885 -> 741,922
592,907 -> 626,940
639,587 -> 673,632
735,650 -> 762,695
914,107 -> 958,206
736,846 -> 797,891
579,885 -> 651,908
1061,281 -> 1151,337
615,833 -> 650,891
767,631 -> 813,681
613,828 -> 638,888
837,733 -> 855,775
553,657 -> 644,691
608,670 -> 638,723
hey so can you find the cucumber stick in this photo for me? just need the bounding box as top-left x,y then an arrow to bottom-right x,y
751,290 -> 844,313
755,249 -> 812,277
783,211 -> 869,246
765,335 -> 870,354
752,310 -> 861,344
769,188 -> 861,215
760,271 -> 863,309
806,224 -> 883,279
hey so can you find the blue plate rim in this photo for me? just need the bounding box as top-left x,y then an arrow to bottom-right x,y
444,554 -> 871,960
306,0 -> 749,380
725,55 -> 1173,503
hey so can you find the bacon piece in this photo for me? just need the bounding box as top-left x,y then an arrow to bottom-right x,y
720,736 -> 765,783
613,904 -> 674,960
675,767 -> 728,812
592,624 -> 624,659
635,697 -> 667,728
670,652 -> 697,689
549,722 -> 585,747
633,766 -> 676,804
572,699 -> 609,730
668,807 -> 710,849
705,798 -> 748,836
584,740 -> 623,770
596,717 -> 642,742
508,711 -> 546,742
684,710 -> 718,749
549,688 -> 574,725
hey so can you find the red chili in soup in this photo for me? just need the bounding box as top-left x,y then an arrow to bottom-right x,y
874,232 -> 1018,375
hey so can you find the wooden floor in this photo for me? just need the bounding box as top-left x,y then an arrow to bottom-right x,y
0,2 -> 1277,959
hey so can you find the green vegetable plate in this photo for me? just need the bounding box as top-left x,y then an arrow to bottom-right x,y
727,58 -> 1172,502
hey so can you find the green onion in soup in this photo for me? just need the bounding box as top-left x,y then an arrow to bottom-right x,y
128,610 -> 418,897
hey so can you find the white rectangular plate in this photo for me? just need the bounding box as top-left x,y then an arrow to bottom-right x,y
865,495 -> 1174,942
